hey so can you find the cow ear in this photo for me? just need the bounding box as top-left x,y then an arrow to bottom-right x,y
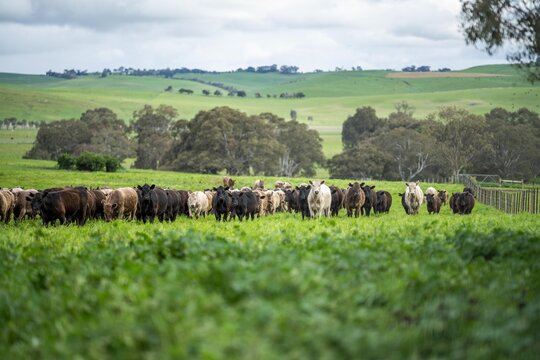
137,185 -> 142,190
212,187 -> 217,191
309,180 -> 313,185
307,186 -> 311,190
228,193 -> 232,197
295,186 -> 299,190
348,183 -> 353,187
416,180 -> 420,185
150,184 -> 155,189
239,192 -> 244,197
360,182 -> 365,187
371,185 -> 376,189
321,180 -> 325,184
224,187 -> 229,191
26,196 -> 32,201
405,183 -> 409,187
112,203 -> 118,209
260,195 -> 265,199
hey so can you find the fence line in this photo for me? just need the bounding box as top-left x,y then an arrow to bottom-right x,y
458,175 -> 539,214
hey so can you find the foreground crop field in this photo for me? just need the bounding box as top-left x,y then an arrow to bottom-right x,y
1,130 -> 540,359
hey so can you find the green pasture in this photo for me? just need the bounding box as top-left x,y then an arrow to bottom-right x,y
1,124 -> 540,358
1,65 -> 540,157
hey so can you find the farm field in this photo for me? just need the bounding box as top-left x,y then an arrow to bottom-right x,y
1,64 -> 540,157
1,127 -> 540,358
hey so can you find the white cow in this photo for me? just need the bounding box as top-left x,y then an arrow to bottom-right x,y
404,181 -> 424,215
307,180 -> 332,218
188,191 -> 209,219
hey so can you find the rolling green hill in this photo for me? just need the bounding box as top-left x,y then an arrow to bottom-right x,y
1,64 -> 539,156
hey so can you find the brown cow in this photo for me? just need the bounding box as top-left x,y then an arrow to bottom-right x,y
13,189 -> 38,221
253,189 -> 268,217
223,176 -> 235,189
37,188 -> 88,226
438,190 -> 449,206
344,182 -> 365,218
426,193 -> 442,214
0,190 -> 15,223
103,187 -> 138,221
254,179 -> 264,189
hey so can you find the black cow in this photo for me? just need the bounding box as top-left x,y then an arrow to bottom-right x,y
398,193 -> 409,214
230,190 -> 259,221
137,184 -> 168,223
177,190 -> 190,217
450,193 -> 461,214
284,189 -> 299,213
212,186 -> 232,221
165,189 -> 181,221
296,185 -> 311,220
329,185 -> 344,217
361,184 -> 376,216
375,191 -> 392,214
459,188 -> 475,214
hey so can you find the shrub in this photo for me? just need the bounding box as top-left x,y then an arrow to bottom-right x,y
57,153 -> 76,170
75,152 -> 106,172
104,156 -> 122,172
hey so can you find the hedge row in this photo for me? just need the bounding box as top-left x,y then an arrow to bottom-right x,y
57,152 -> 122,172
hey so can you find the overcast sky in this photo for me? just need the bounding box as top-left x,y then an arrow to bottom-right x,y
0,0 -> 508,74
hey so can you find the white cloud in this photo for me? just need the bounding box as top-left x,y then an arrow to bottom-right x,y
0,0 -> 508,74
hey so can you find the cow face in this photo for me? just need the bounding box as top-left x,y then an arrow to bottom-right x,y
28,192 -> 42,215
363,185 -> 376,203
187,193 -> 198,211
298,186 -> 311,202
309,181 -> 323,196
103,201 -> 118,221
214,186 -> 229,205
138,184 -> 155,203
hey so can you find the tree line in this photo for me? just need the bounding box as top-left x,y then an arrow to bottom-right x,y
25,106 -> 324,177
1,118 -> 42,130
329,103 -> 540,181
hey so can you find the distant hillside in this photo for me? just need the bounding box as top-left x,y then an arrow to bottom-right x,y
0,64 -> 538,156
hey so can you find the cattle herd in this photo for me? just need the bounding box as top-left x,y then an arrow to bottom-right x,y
0,178 -> 475,226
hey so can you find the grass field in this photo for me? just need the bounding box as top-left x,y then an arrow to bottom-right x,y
1,64 -> 540,157
1,130 -> 540,358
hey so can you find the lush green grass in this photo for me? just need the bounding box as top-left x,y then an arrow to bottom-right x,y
1,65 -> 539,156
1,126 -> 540,358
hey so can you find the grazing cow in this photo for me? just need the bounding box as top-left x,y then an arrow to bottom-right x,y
361,184 -> 377,216
223,176 -> 235,189
450,193 -> 461,214
253,189 -> 268,217
375,191 -> 392,214
459,188 -> 475,215
254,179 -> 264,189
329,185 -> 344,217
86,189 -> 97,219
188,191 -> 208,219
165,189 -> 182,221
265,190 -> 281,215
212,186 -> 232,221
137,184 -> 168,223
404,181 -> 423,215
177,190 -> 190,217
438,190 -> 449,206
91,189 -> 106,220
13,189 -> 38,221
296,185 -> 311,220
0,190 -> 15,223
230,190 -> 259,221
425,187 -> 438,197
398,193 -> 409,214
426,193 -> 442,214
204,190 -> 215,214
307,180 -> 331,218
284,189 -> 299,213
344,182 -> 365,218
103,187 -> 138,221
36,187 -> 88,226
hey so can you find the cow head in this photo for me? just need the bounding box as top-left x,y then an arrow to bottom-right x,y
309,180 -> 324,196
103,200 -> 118,221
297,185 -> 311,202
229,191 -> 244,208
27,192 -> 42,215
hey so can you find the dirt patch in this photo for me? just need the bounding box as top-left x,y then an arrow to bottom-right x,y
386,72 -> 506,79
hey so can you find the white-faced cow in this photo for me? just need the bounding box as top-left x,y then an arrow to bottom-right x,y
307,180 -> 331,218
404,181 -> 423,215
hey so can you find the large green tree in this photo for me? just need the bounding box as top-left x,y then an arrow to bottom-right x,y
132,105 -> 177,170
460,0 -> 540,82
25,120 -> 91,160
341,107 -> 384,149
